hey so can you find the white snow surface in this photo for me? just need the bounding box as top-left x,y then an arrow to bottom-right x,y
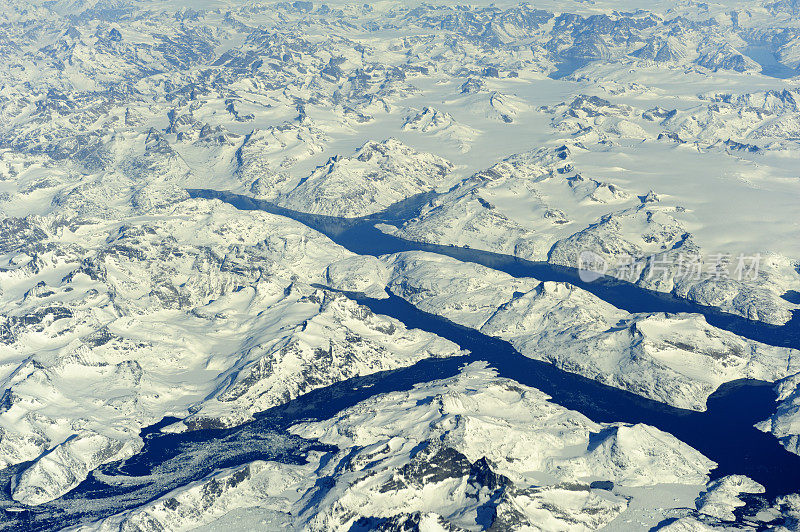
85,363 -> 717,531
381,251 -> 799,411
0,0 -> 799,527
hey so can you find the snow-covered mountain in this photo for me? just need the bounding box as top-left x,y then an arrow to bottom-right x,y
277,138 -> 455,217
88,364 -> 717,530
0,0 -> 798,530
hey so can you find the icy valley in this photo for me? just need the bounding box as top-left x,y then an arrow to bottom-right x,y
1,0 -> 800,530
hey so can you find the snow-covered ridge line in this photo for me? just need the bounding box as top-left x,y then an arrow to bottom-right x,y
2,0 -> 800,527
189,188 -> 800,352
81,364 -> 800,531
3,314 -> 792,529
291,285 -> 800,500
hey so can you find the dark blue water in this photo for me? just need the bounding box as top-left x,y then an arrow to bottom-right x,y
186,189 -> 800,489
183,190 -> 800,487
548,57 -> 596,79
744,46 -> 798,79
2,291 -> 796,530
2,188 -> 796,529
350,292 -> 800,501
783,290 -> 800,305
0,419 -> 334,530
188,189 -> 800,352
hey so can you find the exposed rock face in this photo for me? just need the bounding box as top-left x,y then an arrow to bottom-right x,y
88,364 -> 717,531
0,199 -> 465,506
12,431 -> 137,506
383,251 -> 798,411
0,0 -> 799,529
278,139 -> 455,217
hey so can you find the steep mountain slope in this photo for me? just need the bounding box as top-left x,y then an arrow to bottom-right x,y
0,0 -> 798,529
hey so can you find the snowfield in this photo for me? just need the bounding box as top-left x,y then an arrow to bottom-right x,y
88,364 -> 718,531
0,0 -> 798,529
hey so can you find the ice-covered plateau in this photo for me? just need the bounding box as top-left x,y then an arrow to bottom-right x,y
0,0 -> 799,530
